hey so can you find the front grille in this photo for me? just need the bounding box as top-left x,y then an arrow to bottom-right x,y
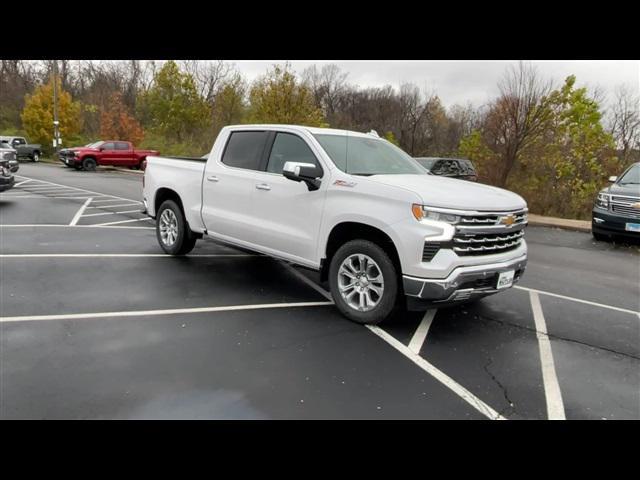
611,204 -> 640,219
611,195 -> 640,203
453,230 -> 524,256
458,211 -> 527,226
422,243 -> 441,262
2,151 -> 16,161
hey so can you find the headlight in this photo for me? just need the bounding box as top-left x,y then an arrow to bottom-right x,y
595,192 -> 609,209
412,204 -> 460,224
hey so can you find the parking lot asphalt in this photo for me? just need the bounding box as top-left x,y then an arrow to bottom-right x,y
1,163 -> 639,419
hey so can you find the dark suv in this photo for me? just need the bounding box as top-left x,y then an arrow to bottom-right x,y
592,162 -> 640,240
414,157 -> 478,181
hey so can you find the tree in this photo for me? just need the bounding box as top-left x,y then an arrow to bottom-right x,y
302,64 -> 348,122
609,84 -> 640,166
21,75 -> 82,152
479,62 -> 554,187
248,65 -> 325,126
100,91 -> 144,145
211,73 -> 247,135
137,61 -> 210,143
530,76 -> 618,218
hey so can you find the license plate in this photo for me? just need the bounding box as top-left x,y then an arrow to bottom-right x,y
496,270 -> 515,289
625,223 -> 640,232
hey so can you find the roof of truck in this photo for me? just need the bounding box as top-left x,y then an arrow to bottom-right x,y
224,124 -> 379,139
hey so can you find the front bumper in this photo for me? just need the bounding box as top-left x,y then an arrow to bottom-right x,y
59,154 -> 78,166
403,253 -> 527,303
0,174 -> 15,192
592,207 -> 640,236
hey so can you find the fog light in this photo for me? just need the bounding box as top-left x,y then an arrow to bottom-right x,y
593,217 -> 605,224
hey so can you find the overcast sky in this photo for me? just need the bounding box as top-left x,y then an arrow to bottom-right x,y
231,60 -> 639,109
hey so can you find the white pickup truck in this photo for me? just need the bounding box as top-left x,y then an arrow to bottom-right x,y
143,125 -> 528,324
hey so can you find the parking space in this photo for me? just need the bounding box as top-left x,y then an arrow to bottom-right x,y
1,163 -> 638,419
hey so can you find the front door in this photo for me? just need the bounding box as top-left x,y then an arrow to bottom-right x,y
249,131 -> 327,266
99,142 -> 117,165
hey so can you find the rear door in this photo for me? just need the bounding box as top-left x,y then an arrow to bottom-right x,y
114,142 -> 135,166
201,130 -> 270,243
248,131 -> 327,265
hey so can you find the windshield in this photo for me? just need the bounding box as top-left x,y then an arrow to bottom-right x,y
84,141 -> 103,148
617,164 -> 640,185
313,133 -> 426,176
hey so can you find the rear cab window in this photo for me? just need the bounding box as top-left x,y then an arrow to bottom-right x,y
221,131 -> 269,171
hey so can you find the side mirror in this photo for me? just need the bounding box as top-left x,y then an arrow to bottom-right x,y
283,161 -> 322,191
608,176 -> 617,183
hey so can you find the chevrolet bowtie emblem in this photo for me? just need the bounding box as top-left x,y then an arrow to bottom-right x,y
631,202 -> 640,210
499,215 -> 516,226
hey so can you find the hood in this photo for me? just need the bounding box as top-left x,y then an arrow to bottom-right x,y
604,182 -> 640,197
363,174 -> 527,211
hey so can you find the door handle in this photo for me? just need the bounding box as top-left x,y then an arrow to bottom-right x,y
255,183 -> 271,191
207,175 -> 219,182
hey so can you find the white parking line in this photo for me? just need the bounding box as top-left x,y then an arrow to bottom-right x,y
14,175 -> 139,203
529,291 -> 566,420
14,179 -> 32,187
280,262 -> 333,301
367,325 -> 506,420
0,301 -> 334,323
0,224 -> 155,230
81,209 -> 144,217
91,218 -> 152,226
408,309 -> 437,354
69,198 -> 93,226
0,254 -> 256,258
91,198 -> 141,204
86,203 -> 141,210
515,285 -> 639,316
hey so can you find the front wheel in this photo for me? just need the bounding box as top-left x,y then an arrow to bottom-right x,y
82,157 -> 97,171
156,200 -> 197,255
329,240 -> 398,325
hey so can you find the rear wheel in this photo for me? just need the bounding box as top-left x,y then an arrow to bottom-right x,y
329,240 -> 398,325
32,152 -> 40,162
156,200 -> 197,255
82,157 -> 97,171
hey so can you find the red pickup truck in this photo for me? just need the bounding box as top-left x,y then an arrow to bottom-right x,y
58,141 -> 159,171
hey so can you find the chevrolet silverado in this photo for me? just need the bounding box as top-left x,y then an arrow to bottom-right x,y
142,125 -> 529,324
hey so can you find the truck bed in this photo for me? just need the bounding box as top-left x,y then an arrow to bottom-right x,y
144,155 -> 207,232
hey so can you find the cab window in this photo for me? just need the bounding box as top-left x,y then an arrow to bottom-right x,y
266,133 -> 320,174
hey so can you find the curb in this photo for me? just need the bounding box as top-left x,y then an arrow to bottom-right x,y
527,214 -> 591,233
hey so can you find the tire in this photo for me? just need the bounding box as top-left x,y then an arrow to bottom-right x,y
329,239 -> 398,325
156,200 -> 197,255
32,151 -> 40,162
82,157 -> 97,171
592,231 -> 609,242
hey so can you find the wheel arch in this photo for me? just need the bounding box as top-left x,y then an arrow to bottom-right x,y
320,221 -> 402,283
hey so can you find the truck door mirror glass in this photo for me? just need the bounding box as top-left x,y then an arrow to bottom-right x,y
283,161 -> 322,191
